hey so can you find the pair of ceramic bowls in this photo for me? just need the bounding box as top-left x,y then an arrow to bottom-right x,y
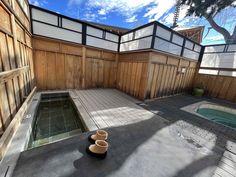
87,130 -> 109,158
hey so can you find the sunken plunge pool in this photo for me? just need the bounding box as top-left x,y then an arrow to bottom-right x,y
28,92 -> 85,148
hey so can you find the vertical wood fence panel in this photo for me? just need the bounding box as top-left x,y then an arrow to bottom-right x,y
194,74 -> 236,103
146,53 -> 197,99
33,37 -> 118,90
117,52 -> 149,99
0,0 -> 34,142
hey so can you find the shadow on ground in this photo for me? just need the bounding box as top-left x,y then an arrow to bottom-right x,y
12,94 -> 236,177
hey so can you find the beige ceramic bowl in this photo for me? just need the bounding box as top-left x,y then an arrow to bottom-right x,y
91,129 -> 108,141
89,140 -> 108,154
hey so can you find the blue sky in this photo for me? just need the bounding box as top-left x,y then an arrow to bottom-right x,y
29,0 -> 236,45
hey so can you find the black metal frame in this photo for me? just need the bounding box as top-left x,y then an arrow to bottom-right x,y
199,44 -> 236,74
119,23 -> 155,52
30,5 -> 120,52
32,19 -> 83,34
118,20 -> 203,61
204,43 -> 236,54
152,24 -> 202,61
30,5 -> 206,58
30,5 -> 119,35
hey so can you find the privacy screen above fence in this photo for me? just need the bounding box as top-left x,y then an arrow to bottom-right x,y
153,24 -> 201,61
119,22 -> 202,61
199,44 -> 236,77
30,6 -> 120,51
30,5 -> 203,60
120,24 -> 154,51
31,7 -> 83,44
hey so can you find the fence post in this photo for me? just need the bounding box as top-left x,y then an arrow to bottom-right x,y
151,22 -> 157,49
82,46 -> 86,88
180,39 -> 186,57
82,24 -> 86,45
198,46 -> 205,63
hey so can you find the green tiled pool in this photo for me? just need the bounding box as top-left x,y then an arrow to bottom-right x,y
28,93 -> 85,148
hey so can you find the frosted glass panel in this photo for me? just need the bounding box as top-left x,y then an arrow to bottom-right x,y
201,54 -> 219,68
172,34 -> 183,46
33,21 -> 82,43
185,40 -> 194,50
228,44 -> 236,52
219,71 -> 236,77
135,25 -> 153,39
87,26 -> 103,38
201,53 -> 236,68
86,36 -> 118,51
154,38 -> 182,55
194,45 -> 201,52
105,32 -> 119,42
121,32 -> 133,42
156,26 -> 171,40
62,18 -> 82,32
205,45 -> 225,53
32,8 -> 58,25
198,69 -> 218,75
120,37 -> 152,51
183,48 -> 199,60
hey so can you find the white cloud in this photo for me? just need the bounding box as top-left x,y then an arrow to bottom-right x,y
144,0 -> 175,22
68,0 -> 176,23
100,16 -> 107,20
67,0 -> 200,27
205,35 -> 224,41
67,0 -> 83,6
126,15 -> 137,23
98,9 -> 107,15
84,13 -> 97,21
29,0 -> 47,7
31,0 -> 39,6
159,5 -> 194,26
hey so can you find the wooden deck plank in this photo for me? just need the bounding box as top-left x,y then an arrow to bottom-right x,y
75,90 -> 109,128
89,90 -> 125,126
95,90 -> 148,124
84,90 -> 118,127
74,89 -> 155,130
74,91 -> 103,127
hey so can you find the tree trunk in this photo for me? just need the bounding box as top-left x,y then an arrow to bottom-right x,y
230,25 -> 236,44
205,16 -> 232,43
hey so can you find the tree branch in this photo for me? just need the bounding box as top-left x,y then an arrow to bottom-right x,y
205,16 -> 231,43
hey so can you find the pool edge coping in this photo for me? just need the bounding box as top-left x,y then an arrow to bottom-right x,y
0,89 -> 99,177
181,101 -> 236,131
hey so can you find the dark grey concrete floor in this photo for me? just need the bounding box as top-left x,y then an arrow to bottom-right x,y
141,94 -> 236,141
12,94 -> 236,177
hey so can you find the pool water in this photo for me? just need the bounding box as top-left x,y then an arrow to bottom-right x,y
197,108 -> 236,129
28,93 -> 85,148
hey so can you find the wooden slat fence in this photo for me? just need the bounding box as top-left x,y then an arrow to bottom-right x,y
33,37 -> 118,90
194,74 -> 236,103
117,52 -> 198,100
117,52 -> 149,99
0,0 -> 34,148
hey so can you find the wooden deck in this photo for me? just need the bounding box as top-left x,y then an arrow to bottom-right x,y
71,89 -> 155,130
